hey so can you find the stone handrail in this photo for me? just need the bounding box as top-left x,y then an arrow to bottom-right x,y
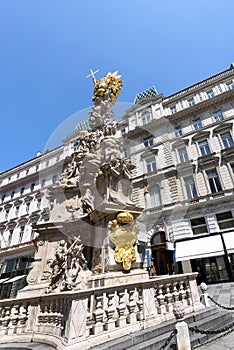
0,272 -> 203,349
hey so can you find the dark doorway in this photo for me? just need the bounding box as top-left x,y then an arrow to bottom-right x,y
151,231 -> 173,276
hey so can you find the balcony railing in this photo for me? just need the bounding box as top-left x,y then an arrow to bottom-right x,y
0,272 -> 203,348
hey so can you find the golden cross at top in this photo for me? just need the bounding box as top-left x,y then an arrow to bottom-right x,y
86,69 -> 99,83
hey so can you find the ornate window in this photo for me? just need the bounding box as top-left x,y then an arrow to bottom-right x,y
171,106 -> 177,114
52,175 -> 57,184
73,141 -> 79,151
5,209 -> 9,221
226,81 -> 234,90
188,98 -> 195,107
177,147 -> 189,163
184,176 -> 198,199
146,157 -> 157,173
15,206 -> 19,216
193,118 -> 202,130
19,226 -> 25,244
25,202 -> 30,214
37,199 -> 41,210
175,125 -> 183,137
141,111 -> 151,125
220,132 -> 234,149
206,169 -> 222,193
213,111 -> 224,122
206,90 -> 215,99
149,185 -> 162,208
144,137 -> 154,148
198,140 -> 211,156
8,229 -> 13,245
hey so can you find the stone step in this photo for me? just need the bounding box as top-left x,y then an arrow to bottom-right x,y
90,307 -> 233,350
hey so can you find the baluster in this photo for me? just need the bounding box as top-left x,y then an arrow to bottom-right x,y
93,295 -> 104,335
1,306 -> 11,335
156,284 -> 166,314
9,304 -> 19,335
59,299 -> 65,335
185,283 -> 192,306
172,281 -> 180,303
43,303 -> 50,327
127,288 -> 137,324
37,302 -> 44,326
105,292 -> 116,331
18,303 -> 28,334
136,287 -> 144,321
116,291 -> 127,327
179,281 -> 187,307
165,283 -> 173,313
54,298 -> 62,336
48,299 -> 54,325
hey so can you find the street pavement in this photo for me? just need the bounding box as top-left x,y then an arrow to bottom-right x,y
197,282 -> 234,349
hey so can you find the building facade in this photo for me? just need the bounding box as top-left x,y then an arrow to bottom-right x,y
122,64 -> 234,284
0,65 -> 234,299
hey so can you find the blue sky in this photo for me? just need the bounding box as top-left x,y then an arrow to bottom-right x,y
0,0 -> 234,172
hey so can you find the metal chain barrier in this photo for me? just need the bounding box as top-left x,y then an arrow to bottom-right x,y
159,329 -> 178,350
189,322 -> 234,349
191,328 -> 234,349
208,295 -> 234,310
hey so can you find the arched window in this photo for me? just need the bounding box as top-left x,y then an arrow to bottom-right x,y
151,231 -> 165,245
149,185 -> 162,208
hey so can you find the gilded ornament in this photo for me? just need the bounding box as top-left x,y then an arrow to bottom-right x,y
93,71 -> 123,105
109,211 -> 137,271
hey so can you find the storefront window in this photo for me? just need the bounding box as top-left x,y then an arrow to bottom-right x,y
191,256 -> 229,284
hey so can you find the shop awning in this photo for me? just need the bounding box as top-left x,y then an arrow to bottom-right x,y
3,275 -> 26,284
223,231 -> 234,254
176,235 -> 224,262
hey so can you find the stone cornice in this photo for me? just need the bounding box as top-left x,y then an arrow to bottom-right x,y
164,67 -> 234,104
0,241 -> 35,259
0,172 -> 39,192
165,89 -> 234,123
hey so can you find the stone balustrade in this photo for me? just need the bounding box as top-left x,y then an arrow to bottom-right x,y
0,272 -> 203,349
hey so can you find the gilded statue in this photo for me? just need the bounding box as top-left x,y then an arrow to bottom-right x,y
109,211 -> 137,271
93,71 -> 123,105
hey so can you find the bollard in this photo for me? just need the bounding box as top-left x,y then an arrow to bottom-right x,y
173,301 -> 191,350
200,282 -> 210,307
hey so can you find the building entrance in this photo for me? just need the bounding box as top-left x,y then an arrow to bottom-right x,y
151,231 -> 174,276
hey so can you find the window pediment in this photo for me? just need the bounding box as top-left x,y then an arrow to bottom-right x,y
192,130 -> 210,142
221,145 -> 234,161
7,221 -> 17,229
198,153 -> 218,169
172,138 -> 189,149
18,217 -> 28,225
177,162 -> 195,176
213,122 -> 233,134
141,146 -> 159,159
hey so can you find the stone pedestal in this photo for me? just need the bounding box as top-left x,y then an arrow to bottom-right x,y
88,269 -> 149,288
